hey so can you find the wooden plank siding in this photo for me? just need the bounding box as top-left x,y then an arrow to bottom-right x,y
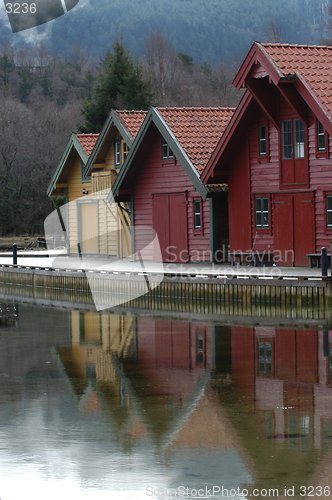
89,137 -> 131,258
310,129 -> 332,252
56,133 -> 132,257
132,128 -> 210,262
228,96 -> 332,262
228,141 -> 252,251
66,156 -> 89,253
135,317 -> 213,371
64,159 -> 130,257
249,103 -> 280,252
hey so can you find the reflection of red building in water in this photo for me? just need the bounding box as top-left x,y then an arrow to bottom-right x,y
134,317 -> 214,371
231,326 -> 332,447
122,317 -> 214,442
58,310 -> 332,490
59,312 -> 216,445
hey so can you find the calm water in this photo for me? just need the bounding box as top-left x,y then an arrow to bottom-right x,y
0,302 -> 331,500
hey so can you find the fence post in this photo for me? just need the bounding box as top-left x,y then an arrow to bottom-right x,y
77,243 -> 82,260
12,243 -> 17,266
322,247 -> 328,278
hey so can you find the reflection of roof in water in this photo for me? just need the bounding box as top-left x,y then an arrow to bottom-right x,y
55,346 -> 144,449
121,361 -> 210,446
166,386 -> 241,450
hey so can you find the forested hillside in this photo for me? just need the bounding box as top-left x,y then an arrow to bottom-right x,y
43,0 -> 330,62
0,38 -> 238,235
0,46 -> 93,235
0,0 -> 330,236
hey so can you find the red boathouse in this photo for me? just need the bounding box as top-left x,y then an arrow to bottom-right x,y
111,107 -> 234,263
203,43 -> 332,266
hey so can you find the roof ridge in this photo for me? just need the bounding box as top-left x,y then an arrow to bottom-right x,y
116,109 -> 147,113
76,132 -> 99,136
157,106 -> 235,110
260,41 -> 332,50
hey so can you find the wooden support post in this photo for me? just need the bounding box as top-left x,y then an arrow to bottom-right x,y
12,244 -> 17,266
322,247 -> 328,278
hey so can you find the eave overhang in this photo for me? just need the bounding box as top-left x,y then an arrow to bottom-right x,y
83,110 -> 135,180
233,42 -> 284,89
233,41 -> 332,141
109,107 -> 209,203
47,134 -> 88,197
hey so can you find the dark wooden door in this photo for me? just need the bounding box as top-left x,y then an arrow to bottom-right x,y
152,194 -> 169,261
169,193 -> 188,262
152,192 -> 188,262
273,193 -> 294,265
293,192 -> 314,266
273,192 -> 314,266
78,202 -> 99,254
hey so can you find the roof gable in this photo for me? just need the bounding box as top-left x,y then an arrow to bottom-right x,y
157,107 -> 234,174
233,42 -> 283,89
234,42 -> 332,134
204,42 -> 332,184
111,106 -> 234,200
47,133 -> 98,196
83,110 -> 146,178
261,43 -> 332,121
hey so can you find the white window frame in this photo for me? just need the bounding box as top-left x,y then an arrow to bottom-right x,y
255,197 -> 269,228
115,141 -> 121,166
162,141 -> 174,160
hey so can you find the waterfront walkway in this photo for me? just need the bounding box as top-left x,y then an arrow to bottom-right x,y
0,250 -> 324,280
0,250 -> 330,322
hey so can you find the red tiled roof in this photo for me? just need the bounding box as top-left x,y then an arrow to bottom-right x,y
157,107 -> 235,173
260,43 -> 332,115
76,133 -> 99,156
116,110 -> 147,138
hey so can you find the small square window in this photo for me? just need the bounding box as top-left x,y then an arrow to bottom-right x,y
162,141 -> 174,160
294,119 -> 305,158
193,199 -> 202,230
115,141 -> 121,166
281,119 -> 306,160
259,125 -> 267,156
326,195 -> 332,227
317,120 -> 326,152
282,120 -> 293,159
255,197 -> 269,228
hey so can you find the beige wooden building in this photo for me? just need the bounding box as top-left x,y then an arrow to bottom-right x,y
47,110 -> 146,257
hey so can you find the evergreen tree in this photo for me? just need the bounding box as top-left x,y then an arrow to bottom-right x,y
80,41 -> 152,132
